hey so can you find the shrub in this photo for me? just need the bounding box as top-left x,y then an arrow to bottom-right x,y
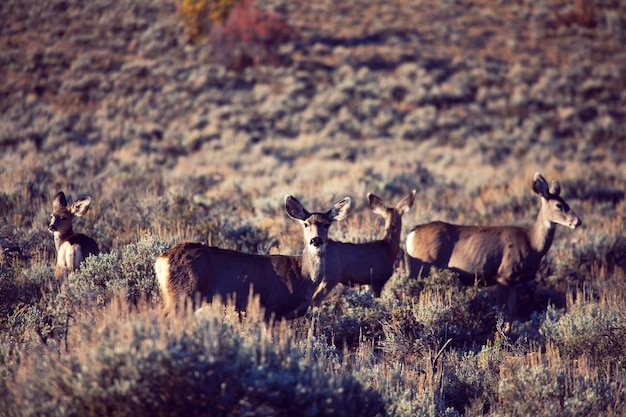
392,268 -> 497,349
178,0 -> 212,41
209,0 -> 239,24
0,262 -> 57,348
210,0 -> 294,70
3,235 -> 170,351
179,0 -> 241,41
494,346 -> 624,417
540,298 -> 626,367
4,302 -> 386,417
311,287 -> 389,351
0,259 -> 50,325
118,234 -> 171,305
219,222 -> 278,254
442,338 -> 508,415
73,234 -> 170,306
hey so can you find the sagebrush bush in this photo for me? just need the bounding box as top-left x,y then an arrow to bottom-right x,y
310,287 -> 386,351
391,268 -> 498,348
442,337 -> 508,415
72,234 -> 170,306
119,234 -> 171,304
0,258 -> 49,325
375,364 -> 442,417
0,262 -> 57,349
494,346 -> 625,417
4,301 -> 386,417
540,296 -> 626,367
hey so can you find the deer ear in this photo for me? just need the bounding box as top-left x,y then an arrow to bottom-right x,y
396,190 -> 416,214
53,191 -> 68,211
285,195 -> 310,221
549,180 -> 561,196
330,197 -> 351,222
368,193 -> 386,215
532,172 -> 550,198
71,196 -> 93,217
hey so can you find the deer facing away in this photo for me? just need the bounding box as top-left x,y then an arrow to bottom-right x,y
311,190 -> 416,304
48,191 -> 99,280
154,195 -> 352,320
405,173 -> 581,317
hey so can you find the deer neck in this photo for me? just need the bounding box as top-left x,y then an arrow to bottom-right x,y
53,229 -> 73,252
301,248 -> 325,284
382,214 -> 402,258
528,207 -> 556,256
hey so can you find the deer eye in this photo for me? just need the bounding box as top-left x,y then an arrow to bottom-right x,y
555,203 -> 563,211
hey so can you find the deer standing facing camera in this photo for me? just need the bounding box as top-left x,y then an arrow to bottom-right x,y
49,191 -> 99,281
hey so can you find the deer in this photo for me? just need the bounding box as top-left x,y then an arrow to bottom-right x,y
154,194 -> 352,320
48,191 -> 99,281
405,173 -> 582,319
310,190 -> 416,303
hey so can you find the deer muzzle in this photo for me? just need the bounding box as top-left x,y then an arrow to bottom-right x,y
310,237 -> 323,247
570,216 -> 582,229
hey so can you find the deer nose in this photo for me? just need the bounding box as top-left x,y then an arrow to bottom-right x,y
48,224 -> 57,232
310,237 -> 323,247
572,217 -> 582,228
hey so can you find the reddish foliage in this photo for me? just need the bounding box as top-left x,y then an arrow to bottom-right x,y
211,0 -> 294,70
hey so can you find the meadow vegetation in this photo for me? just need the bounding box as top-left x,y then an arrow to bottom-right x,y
1,155 -> 624,416
1,0 -> 626,415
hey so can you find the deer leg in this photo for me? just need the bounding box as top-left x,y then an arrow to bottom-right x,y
371,281 -> 384,298
310,280 -> 338,307
496,281 -> 519,330
287,299 -> 312,319
407,256 -> 430,279
495,282 -> 510,312
507,285 -> 518,319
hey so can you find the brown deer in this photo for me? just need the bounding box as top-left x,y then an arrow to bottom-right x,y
154,194 -> 351,320
48,191 -> 99,280
405,173 -> 581,318
310,191 -> 416,303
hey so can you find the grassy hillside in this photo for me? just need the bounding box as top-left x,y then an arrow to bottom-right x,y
1,0 -> 625,415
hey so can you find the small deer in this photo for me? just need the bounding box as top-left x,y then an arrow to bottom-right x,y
48,191 -> 99,280
405,173 -> 581,318
154,195 -> 352,320
311,191 -> 416,303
